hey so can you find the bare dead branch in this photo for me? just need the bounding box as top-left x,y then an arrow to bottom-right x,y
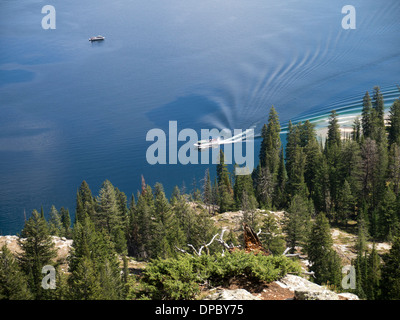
198,233 -> 220,256
187,244 -> 200,256
174,229 -> 241,256
174,245 -> 188,254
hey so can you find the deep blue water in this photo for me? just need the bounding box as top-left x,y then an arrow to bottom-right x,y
1,0 -> 399,234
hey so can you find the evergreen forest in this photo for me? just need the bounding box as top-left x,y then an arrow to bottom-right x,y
1,86 -> 400,300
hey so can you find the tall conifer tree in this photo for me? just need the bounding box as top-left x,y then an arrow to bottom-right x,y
362,91 -> 373,139
0,244 -> 32,299
388,99 -> 400,146
18,210 -> 57,299
306,213 -> 342,286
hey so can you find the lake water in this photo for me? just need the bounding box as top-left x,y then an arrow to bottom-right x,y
1,0 -> 399,234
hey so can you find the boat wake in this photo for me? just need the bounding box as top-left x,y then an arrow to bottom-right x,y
194,128 -> 255,150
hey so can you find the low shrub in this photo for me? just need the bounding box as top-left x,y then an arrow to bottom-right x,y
131,251 -> 301,300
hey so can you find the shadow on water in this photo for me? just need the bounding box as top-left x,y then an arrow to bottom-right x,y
145,94 -> 232,133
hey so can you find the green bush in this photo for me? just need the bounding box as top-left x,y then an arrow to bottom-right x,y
207,251 -> 301,284
131,251 -> 301,300
133,256 -> 205,300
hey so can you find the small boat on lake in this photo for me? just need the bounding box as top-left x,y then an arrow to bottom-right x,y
89,35 -> 105,41
194,138 -> 221,149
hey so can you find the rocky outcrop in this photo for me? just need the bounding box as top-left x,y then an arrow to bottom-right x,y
203,288 -> 262,300
294,288 -> 340,300
275,274 -> 359,300
337,292 -> 359,300
0,235 -> 73,260
202,274 -> 359,300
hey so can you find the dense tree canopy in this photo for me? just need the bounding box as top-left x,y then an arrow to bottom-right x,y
2,89 -> 400,300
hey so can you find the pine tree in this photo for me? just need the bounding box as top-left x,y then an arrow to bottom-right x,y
327,110 -> 341,148
60,207 -> 72,238
173,194 -> 202,251
233,170 -> 254,209
218,184 -> 235,213
306,213 -> 342,286
304,133 -> 320,201
388,99 -> 400,146
353,252 -> 367,299
259,106 -> 281,177
378,185 -> 398,241
362,91 -> 373,139
217,149 -> 228,187
217,150 -> 234,212
193,210 -> 219,254
152,182 -> 178,258
240,190 -> 260,231
75,180 -> 96,224
260,214 -> 286,255
372,86 -> 385,130
339,140 -> 363,203
325,110 -> 343,215
170,185 -> 181,205
68,216 -> 97,273
129,192 -> 155,259
287,145 -> 308,199
154,183 -> 170,224
129,193 -> 136,212
284,194 -> 311,253
18,209 -> 57,299
98,253 -> 125,300
365,245 -> 381,299
203,168 -> 212,211
48,205 -> 62,236
259,123 -> 268,168
122,255 -> 129,285
388,143 -> 400,194
0,244 -> 32,299
313,155 -> 333,215
68,256 -> 102,300
275,147 -> 288,208
115,187 -> 129,227
285,120 -> 301,180
299,120 -> 317,147
380,234 -> 400,299
352,117 -> 361,144
96,180 -> 127,254
375,132 -> 389,206
336,179 -> 354,225
68,216 -> 124,299
361,138 -> 379,205
96,180 -> 119,232
127,193 -> 137,256
254,165 -> 275,209
211,177 -> 219,215
217,150 -> 232,190
356,212 -> 369,254
353,213 -> 369,300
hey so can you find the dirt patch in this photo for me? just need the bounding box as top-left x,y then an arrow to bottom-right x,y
254,282 -> 295,300
207,277 -> 295,300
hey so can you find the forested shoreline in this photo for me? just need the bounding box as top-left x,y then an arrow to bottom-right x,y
1,85 -> 400,300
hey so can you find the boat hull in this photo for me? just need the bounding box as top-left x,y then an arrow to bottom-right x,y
89,36 -> 105,41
